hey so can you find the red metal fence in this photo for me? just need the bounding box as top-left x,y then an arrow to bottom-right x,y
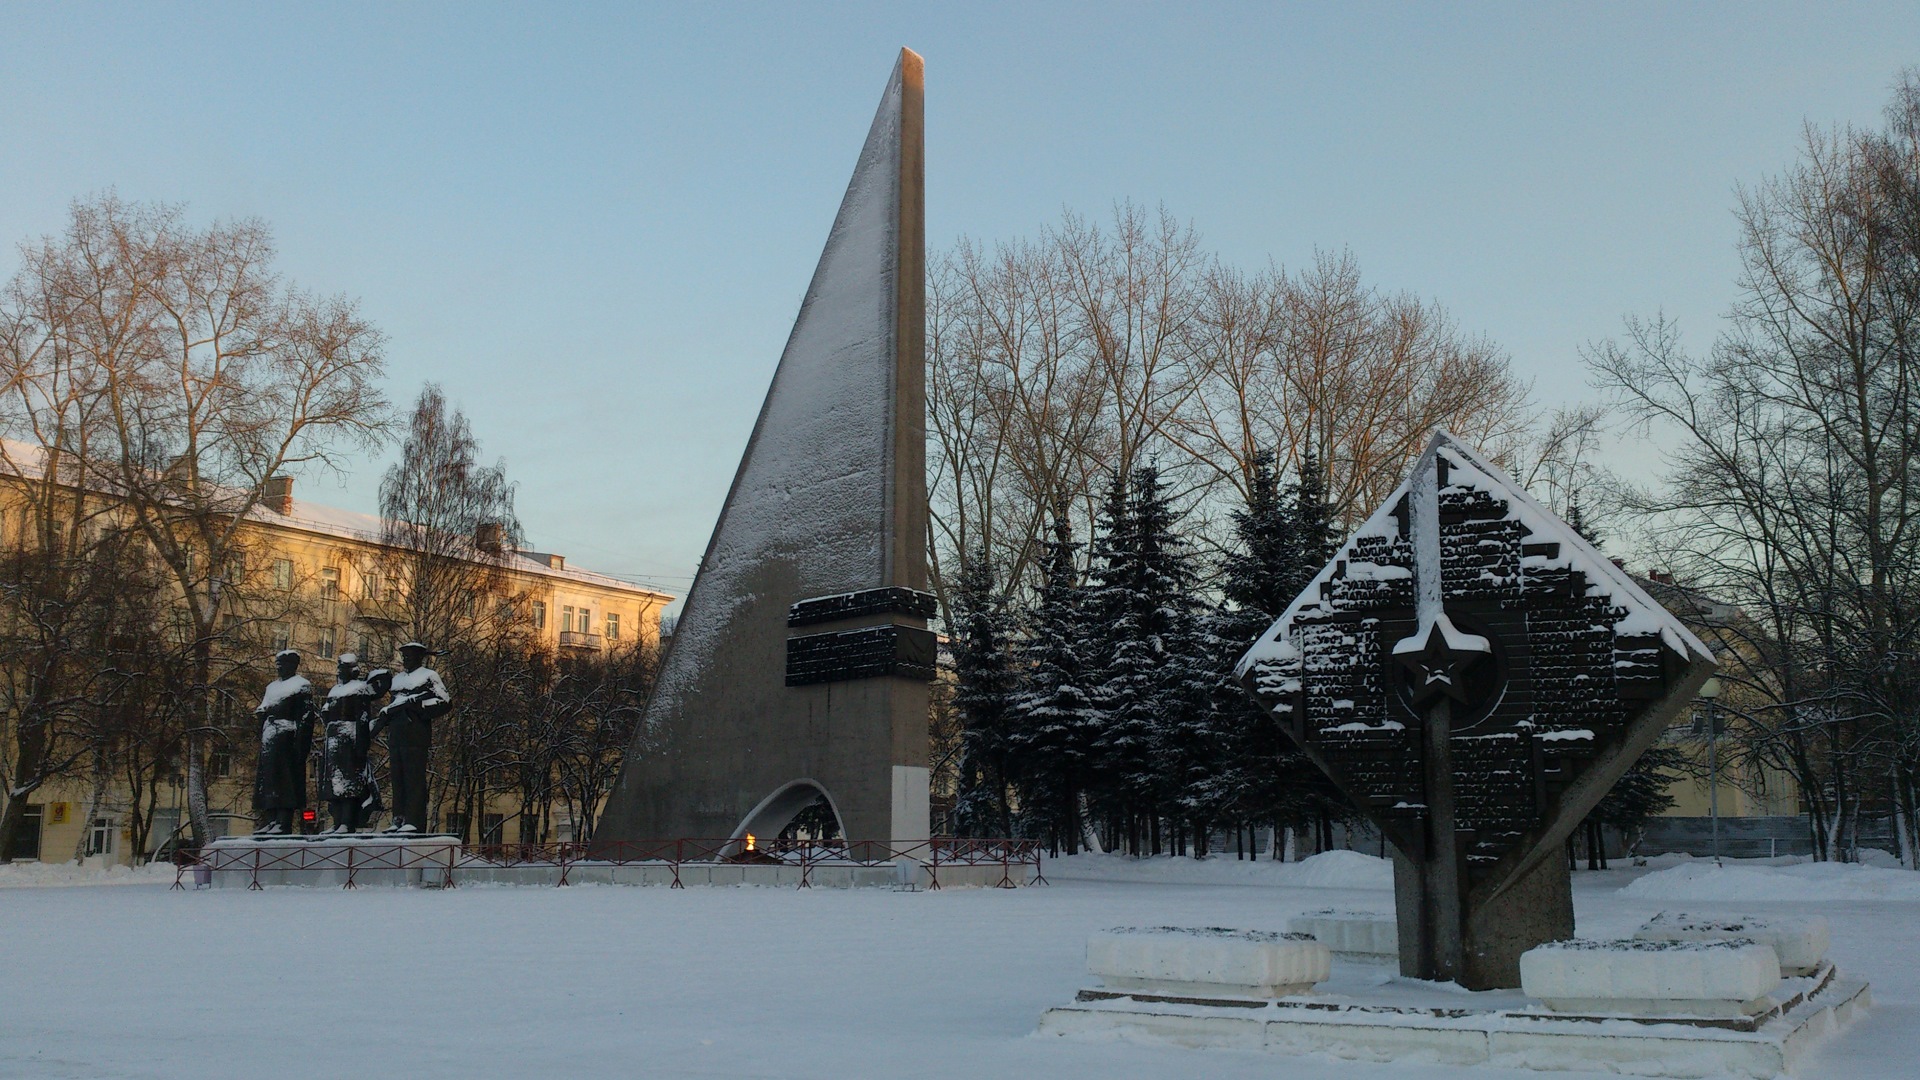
174,836 -> 1046,891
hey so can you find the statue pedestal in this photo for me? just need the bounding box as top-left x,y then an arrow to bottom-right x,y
203,834 -> 461,889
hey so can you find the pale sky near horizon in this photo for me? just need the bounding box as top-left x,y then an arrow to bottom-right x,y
3,4 -> 1917,609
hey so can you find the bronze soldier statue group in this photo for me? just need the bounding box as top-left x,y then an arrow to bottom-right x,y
250,642 -> 451,836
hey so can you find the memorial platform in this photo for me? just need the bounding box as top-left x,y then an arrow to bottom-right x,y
1040,924 -> 1869,1078
1040,956 -> 1868,1078
177,836 -> 1043,891
198,834 -> 461,889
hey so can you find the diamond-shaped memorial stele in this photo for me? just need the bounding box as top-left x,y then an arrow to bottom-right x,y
1236,432 -> 1716,989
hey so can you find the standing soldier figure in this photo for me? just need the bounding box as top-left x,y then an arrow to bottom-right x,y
321,653 -> 384,833
372,642 -> 450,833
253,649 -> 317,835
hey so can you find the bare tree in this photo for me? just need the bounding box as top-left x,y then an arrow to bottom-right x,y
0,196 -> 389,848
1590,72 -> 1920,861
927,209 -> 1533,611
378,384 -> 530,840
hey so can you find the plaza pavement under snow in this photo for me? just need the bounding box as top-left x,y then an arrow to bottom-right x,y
1,851 -> 1912,1079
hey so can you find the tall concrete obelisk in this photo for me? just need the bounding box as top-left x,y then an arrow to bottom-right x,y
597,49 -> 931,846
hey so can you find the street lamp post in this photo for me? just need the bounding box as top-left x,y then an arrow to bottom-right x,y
1699,676 -> 1724,865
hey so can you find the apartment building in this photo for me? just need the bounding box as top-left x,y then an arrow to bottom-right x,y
1,464 -> 672,866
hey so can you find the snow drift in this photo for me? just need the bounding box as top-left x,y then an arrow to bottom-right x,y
1621,858 -> 1920,902
1046,849 -> 1393,890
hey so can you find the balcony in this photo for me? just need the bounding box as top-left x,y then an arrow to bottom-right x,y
354,598 -> 408,626
558,630 -> 603,651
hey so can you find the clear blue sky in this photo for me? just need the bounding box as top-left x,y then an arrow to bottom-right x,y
4,3 -> 1916,604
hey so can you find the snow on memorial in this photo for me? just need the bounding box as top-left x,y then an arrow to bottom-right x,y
1041,434 -> 1871,1076
1235,432 -> 1718,989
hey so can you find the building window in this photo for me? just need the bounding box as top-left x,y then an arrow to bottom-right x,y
444,812 -> 469,842
482,813 -> 505,846
87,816 -> 116,857
210,744 -> 233,779
578,607 -> 592,634
562,606 -> 575,633
606,612 -> 620,640
532,601 -> 546,630
273,625 -> 292,653
362,573 -> 381,601
319,566 -> 340,599
272,558 -> 294,590
316,629 -> 336,660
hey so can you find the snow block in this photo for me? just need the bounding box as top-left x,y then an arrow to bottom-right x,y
1087,927 -> 1329,998
1287,910 -> 1397,958
1633,912 -> 1830,976
1520,939 -> 1781,1017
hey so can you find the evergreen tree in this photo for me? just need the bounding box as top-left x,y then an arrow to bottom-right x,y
1292,450 -> 1337,586
1586,743 -> 1685,868
1563,493 -> 1674,869
1209,449 -> 1351,857
1008,505 -> 1098,852
949,551 -> 1018,837
1085,464 -> 1210,853
1220,450 -> 1298,621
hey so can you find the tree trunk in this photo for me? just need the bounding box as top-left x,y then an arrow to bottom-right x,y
185,636 -> 216,848
71,744 -> 112,864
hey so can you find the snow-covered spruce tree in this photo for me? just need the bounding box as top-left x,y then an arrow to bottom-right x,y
1206,450 -> 1350,858
1007,506 -> 1099,853
1293,450 -> 1337,579
1084,464 -> 1211,855
1560,494 -> 1677,870
1584,743 -> 1684,869
949,551 -> 1019,838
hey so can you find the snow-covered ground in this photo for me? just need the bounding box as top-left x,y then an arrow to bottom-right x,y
1,852 -> 1912,1079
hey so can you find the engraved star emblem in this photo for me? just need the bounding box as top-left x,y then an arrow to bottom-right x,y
1392,612 -> 1493,709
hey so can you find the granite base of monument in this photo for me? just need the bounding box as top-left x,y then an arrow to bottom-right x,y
1039,929 -> 1870,1078
203,834 -> 461,889
190,836 -> 1039,890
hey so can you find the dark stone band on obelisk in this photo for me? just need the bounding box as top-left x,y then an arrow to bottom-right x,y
787,587 -> 938,627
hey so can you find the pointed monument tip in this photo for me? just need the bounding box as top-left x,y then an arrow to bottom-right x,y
897,47 -> 924,84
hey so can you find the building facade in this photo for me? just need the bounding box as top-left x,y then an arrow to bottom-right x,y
2,467 -> 672,866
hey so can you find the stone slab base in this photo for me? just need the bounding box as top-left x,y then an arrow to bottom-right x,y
1288,910 -> 1398,959
1087,928 -> 1329,999
1634,913 -> 1831,977
455,860 -> 1033,889
199,846 -> 1035,890
205,835 -> 460,889
1038,969 -> 1869,1078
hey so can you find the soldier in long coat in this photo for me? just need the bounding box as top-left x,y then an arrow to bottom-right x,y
321,653 -> 384,833
372,642 -> 450,832
253,649 -> 317,834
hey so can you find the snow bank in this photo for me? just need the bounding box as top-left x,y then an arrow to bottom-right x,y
1046,849 -> 1392,890
1621,858 -> 1920,902
0,860 -> 173,888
